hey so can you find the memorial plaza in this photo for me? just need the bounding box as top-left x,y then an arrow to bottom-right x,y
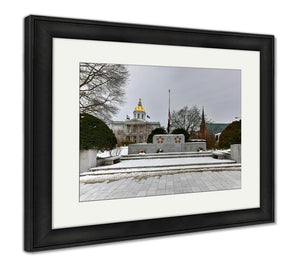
80,149 -> 241,202
80,97 -> 241,202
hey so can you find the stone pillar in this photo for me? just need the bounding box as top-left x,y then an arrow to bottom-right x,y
80,149 -> 98,173
231,144 -> 241,163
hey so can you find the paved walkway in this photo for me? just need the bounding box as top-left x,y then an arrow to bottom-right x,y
80,169 -> 241,202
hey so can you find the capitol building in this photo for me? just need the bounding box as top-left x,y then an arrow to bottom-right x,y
110,98 -> 161,144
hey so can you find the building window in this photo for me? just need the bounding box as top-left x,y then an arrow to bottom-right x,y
138,113 -> 140,119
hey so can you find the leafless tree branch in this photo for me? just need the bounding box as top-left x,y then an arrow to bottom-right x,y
171,106 -> 212,133
79,63 -> 129,122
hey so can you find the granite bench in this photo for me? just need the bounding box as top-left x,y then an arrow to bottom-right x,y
103,155 -> 121,165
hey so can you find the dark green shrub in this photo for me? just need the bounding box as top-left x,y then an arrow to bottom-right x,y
147,127 -> 167,143
80,113 -> 117,150
218,120 -> 241,149
172,128 -> 189,142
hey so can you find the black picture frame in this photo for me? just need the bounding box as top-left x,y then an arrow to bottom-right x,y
24,15 -> 274,252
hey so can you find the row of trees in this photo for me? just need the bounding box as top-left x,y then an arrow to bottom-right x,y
80,114 -> 240,151
147,120 -> 241,149
170,106 -> 241,149
80,113 -> 241,149
80,112 -> 241,151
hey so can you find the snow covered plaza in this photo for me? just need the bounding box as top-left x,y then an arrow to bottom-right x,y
80,148 -> 241,202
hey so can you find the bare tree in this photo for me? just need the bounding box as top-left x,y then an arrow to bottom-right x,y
171,106 -> 213,133
80,63 -> 129,121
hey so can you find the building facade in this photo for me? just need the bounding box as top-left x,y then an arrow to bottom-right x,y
110,98 -> 161,144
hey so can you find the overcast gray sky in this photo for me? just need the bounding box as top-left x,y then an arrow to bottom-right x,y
113,64 -> 241,127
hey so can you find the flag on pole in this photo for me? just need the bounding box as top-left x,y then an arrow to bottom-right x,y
167,110 -> 171,133
126,115 -> 130,120
147,115 -> 150,119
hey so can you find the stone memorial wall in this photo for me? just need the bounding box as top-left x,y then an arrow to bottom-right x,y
128,134 -> 206,154
153,134 -> 184,152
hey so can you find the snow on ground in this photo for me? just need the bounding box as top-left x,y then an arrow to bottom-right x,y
212,149 -> 231,155
83,148 -> 239,184
82,162 -> 240,175
119,146 -> 128,156
97,146 -> 128,158
97,150 -> 111,158
80,163 -> 241,183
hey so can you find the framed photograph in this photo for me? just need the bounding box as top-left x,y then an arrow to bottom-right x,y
24,15 -> 274,251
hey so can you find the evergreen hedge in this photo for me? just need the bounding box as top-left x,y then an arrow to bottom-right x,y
147,127 -> 167,143
80,113 -> 117,150
172,128 -> 190,142
218,120 -> 241,149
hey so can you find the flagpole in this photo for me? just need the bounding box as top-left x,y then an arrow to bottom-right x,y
168,89 -> 170,133
169,89 -> 170,112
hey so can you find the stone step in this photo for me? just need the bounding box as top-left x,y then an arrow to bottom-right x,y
81,163 -> 241,177
88,159 -> 236,172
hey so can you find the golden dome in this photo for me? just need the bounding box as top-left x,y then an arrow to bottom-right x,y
134,106 -> 145,112
134,98 -> 146,112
